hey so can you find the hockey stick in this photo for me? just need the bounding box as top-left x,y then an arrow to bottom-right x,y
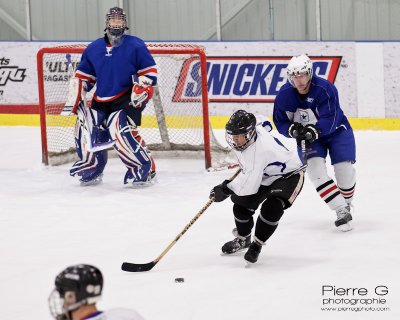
60,54 -> 76,116
301,139 -> 307,165
121,168 -> 242,272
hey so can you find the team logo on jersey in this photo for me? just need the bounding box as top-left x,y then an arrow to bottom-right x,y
299,110 -> 310,122
306,97 -> 314,103
173,56 -> 342,103
105,46 -> 113,57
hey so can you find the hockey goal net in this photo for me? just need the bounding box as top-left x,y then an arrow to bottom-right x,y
37,43 -> 232,169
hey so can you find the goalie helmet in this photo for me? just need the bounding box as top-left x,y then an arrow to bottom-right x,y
48,264 -> 103,320
105,7 -> 128,46
286,54 -> 313,87
225,110 -> 257,151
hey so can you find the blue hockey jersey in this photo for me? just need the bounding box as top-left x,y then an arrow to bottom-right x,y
273,76 -> 351,137
75,35 -> 157,102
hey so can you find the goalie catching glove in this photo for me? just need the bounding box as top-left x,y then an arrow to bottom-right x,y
210,180 -> 233,202
130,83 -> 153,109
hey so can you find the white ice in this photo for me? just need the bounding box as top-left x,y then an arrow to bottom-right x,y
0,127 -> 399,320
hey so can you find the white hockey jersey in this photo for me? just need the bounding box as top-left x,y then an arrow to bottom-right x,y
83,308 -> 146,320
227,125 -> 302,196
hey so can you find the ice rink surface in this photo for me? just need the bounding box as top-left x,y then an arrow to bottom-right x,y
0,127 -> 399,320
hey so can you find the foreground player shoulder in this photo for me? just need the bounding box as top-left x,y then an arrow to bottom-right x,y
254,126 -> 276,152
102,308 -> 146,320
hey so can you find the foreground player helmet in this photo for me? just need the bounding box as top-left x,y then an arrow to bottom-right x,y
286,54 -> 313,87
225,110 -> 257,151
105,7 -> 128,45
48,264 -> 103,320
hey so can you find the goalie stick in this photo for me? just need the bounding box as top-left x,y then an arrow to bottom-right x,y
121,168 -> 242,272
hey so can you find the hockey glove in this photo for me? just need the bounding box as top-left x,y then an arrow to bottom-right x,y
288,122 -> 304,139
210,180 -> 233,202
302,124 -> 321,147
130,83 -> 154,109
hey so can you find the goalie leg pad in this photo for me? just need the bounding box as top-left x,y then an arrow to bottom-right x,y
107,110 -> 156,184
70,105 -> 109,182
70,150 -> 108,183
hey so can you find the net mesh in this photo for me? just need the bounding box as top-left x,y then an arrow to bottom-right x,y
39,44 -> 233,167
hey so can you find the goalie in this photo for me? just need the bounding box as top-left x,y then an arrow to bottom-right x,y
63,6 -> 157,186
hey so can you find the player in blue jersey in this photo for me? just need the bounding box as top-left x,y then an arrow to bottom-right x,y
63,7 -> 157,186
49,264 -> 146,320
273,54 -> 356,231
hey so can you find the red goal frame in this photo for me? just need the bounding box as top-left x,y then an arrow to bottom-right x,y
37,44 -> 212,168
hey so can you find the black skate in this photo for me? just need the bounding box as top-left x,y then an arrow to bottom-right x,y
221,235 -> 251,254
244,241 -> 262,264
335,205 -> 353,232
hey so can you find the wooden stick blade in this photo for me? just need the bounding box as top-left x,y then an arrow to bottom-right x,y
121,261 -> 156,272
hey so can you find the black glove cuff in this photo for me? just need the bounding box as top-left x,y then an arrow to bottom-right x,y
221,180 -> 233,195
305,124 -> 321,139
288,124 -> 294,138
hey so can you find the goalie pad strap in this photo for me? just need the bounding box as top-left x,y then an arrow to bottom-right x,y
70,105 -> 109,182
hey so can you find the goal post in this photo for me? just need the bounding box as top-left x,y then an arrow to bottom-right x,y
37,43 -> 231,169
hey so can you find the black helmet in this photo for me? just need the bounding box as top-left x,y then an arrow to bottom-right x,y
225,110 -> 257,151
49,264 -> 103,320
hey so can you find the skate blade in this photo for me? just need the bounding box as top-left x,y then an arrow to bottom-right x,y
245,261 -> 256,268
79,175 -> 103,186
129,178 -> 157,189
220,246 -> 250,256
338,221 -> 353,232
220,250 -> 247,257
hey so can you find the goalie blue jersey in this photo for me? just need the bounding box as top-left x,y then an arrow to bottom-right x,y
273,75 -> 351,138
75,35 -> 157,102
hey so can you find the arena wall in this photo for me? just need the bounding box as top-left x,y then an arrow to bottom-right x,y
0,41 -> 399,129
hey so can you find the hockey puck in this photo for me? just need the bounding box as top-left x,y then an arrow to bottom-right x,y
174,277 -> 184,283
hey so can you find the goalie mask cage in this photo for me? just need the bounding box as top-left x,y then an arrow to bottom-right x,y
37,43 -> 231,169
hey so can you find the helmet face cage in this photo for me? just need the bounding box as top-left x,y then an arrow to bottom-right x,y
49,264 -> 103,319
286,54 -> 313,87
225,110 -> 257,151
105,7 -> 128,39
48,289 -> 70,320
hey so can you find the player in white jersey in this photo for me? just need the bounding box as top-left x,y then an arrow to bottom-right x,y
48,264 -> 145,320
210,110 -> 305,264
